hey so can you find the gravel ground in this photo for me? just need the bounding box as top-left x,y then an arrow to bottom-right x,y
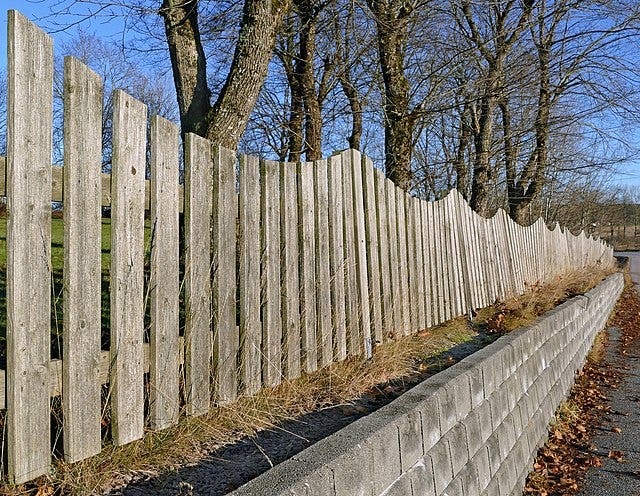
577,252 -> 640,496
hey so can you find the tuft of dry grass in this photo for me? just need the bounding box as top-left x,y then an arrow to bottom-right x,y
1,264 -> 616,496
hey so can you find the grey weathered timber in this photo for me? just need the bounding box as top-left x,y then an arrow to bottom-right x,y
110,90 -> 147,446
240,155 -> 263,393
405,194 -> 418,330
314,160 -> 333,366
350,150 -> 372,358
386,181 -> 402,335
434,199 -> 449,322
396,187 -> 411,335
280,161 -> 301,379
447,193 -> 465,316
149,115 -> 180,431
6,10 -> 53,483
420,200 -> 433,328
298,161 -> 318,372
375,169 -> 393,341
184,133 -> 213,416
62,56 -> 103,462
413,198 -> 426,330
327,154 -> 347,361
362,156 -> 383,345
453,192 -> 474,311
212,145 -> 238,404
342,151 -> 360,355
261,160 -> 283,386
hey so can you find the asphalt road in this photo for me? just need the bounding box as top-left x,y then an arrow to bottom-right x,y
577,251 -> 640,496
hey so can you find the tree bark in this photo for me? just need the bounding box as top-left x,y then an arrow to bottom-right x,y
367,0 -> 415,191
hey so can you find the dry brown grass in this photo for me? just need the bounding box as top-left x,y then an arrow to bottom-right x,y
2,264 -> 616,496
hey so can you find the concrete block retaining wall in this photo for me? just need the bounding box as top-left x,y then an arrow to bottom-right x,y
231,272 -> 624,496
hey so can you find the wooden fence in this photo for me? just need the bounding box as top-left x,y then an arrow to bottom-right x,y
2,10 -> 615,484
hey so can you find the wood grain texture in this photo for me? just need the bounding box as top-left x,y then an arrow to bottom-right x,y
386,181 -> 401,335
212,145 -> 238,404
314,160 -> 333,367
327,155 -> 347,361
261,160 -> 282,386
405,194 -> 417,330
421,201 -> 433,328
62,56 -> 103,462
239,155 -> 263,393
184,133 -> 213,416
280,161 -> 301,379
375,170 -> 392,341
109,90 -> 147,446
413,198 -> 426,330
396,187 -> 411,335
6,10 -> 54,483
298,161 -> 318,372
149,115 -> 180,430
341,151 -> 359,355
350,150 -> 372,357
362,157 -> 382,345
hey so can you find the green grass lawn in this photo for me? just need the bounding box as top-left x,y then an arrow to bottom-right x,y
0,216 -> 154,359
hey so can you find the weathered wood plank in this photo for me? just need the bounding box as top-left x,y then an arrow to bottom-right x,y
239,155 -> 263,393
350,150 -> 372,357
62,56 -> 103,462
183,133 -> 213,416
396,187 -> 411,335
433,199 -> 448,323
413,198 -> 426,330
327,154 -> 347,361
362,156 -> 383,345
280,161 -> 301,379
314,160 -> 333,367
341,151 -> 359,354
420,200 -> 433,328
386,180 -> 401,336
405,194 -> 417,331
212,145 -> 238,404
6,10 -> 53,483
298,161 -> 318,371
261,160 -> 282,386
375,170 -> 392,341
109,90 -> 147,446
149,115 -> 180,430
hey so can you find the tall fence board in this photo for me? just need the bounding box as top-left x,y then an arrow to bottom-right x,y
6,10 -> 54,483
109,90 -> 147,447
1,9 -> 618,484
62,56 -> 103,463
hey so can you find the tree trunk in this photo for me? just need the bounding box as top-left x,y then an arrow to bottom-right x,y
160,0 -> 212,138
367,0 -> 414,191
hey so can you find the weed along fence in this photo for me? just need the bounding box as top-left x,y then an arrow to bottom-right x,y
2,10 -> 615,485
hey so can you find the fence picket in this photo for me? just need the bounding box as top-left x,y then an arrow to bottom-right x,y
62,56 -> 103,462
396,187 -> 411,335
405,195 -> 418,331
6,10 -> 53,483
149,116 -> 180,431
239,155 -> 263,393
298,161 -> 318,371
261,160 -> 282,386
280,161 -> 301,378
386,181 -> 402,335
212,145 -> 238,404
362,156 -> 383,345
375,170 -> 393,341
184,133 -> 213,416
328,155 -> 347,360
314,160 -> 333,366
342,151 -> 360,354
109,90 -> 147,446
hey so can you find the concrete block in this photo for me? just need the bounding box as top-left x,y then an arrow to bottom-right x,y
328,444 -> 374,496
382,474 -> 411,496
488,386 -> 509,428
445,423 -> 469,476
483,474 -> 500,496
418,395 -> 442,453
433,384 -> 457,434
408,456 -> 436,496
471,446 -> 492,492
497,414 -> 517,461
461,411 -> 482,458
457,462 -> 480,496
485,433 -> 501,477
429,438 -> 454,495
468,366 -> 485,408
398,409 -> 424,471
511,403 -> 524,437
365,422 -> 403,495
441,475 -> 462,496
497,456 -> 518,496
475,400 -> 494,444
